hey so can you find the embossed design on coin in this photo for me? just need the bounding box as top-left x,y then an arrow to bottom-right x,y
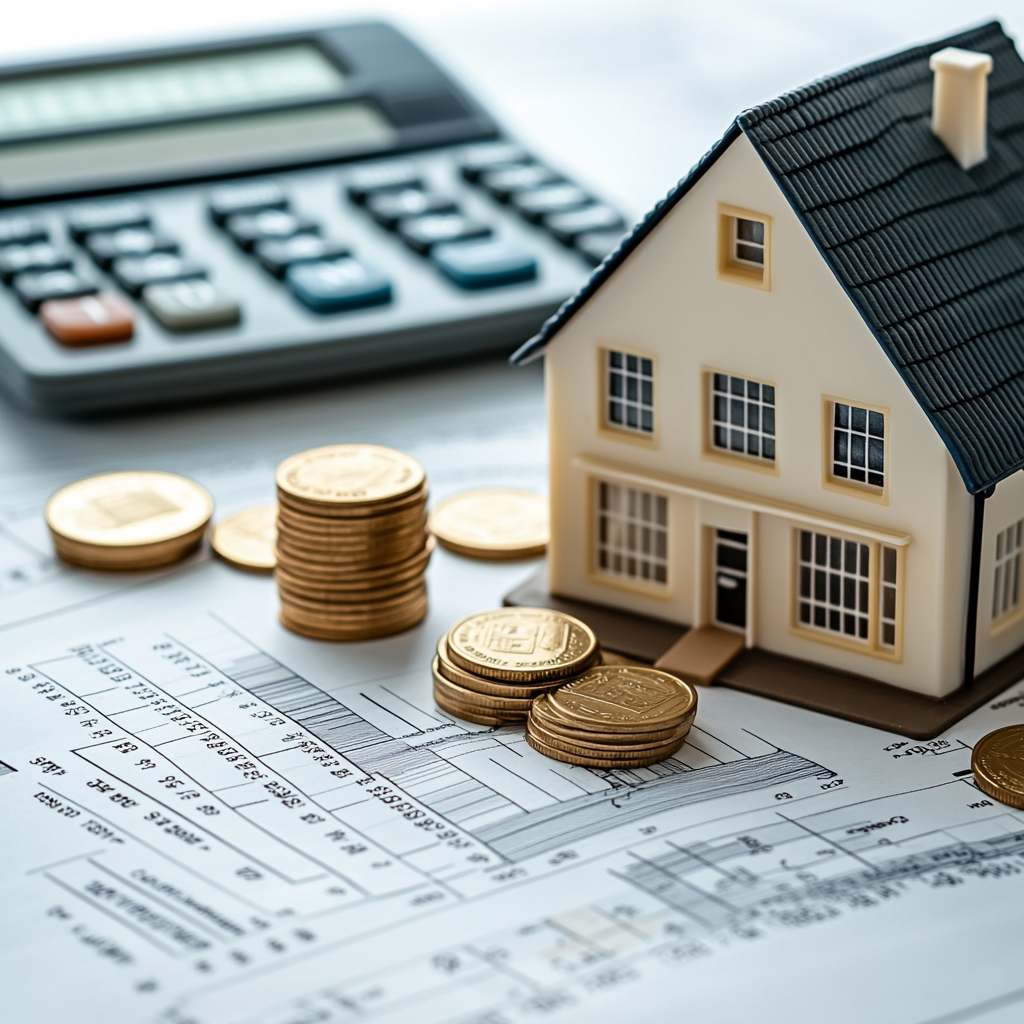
972,725 -> 1024,808
431,489 -> 548,560
548,666 -> 697,732
276,444 -> 425,506
447,607 -> 598,682
46,471 -> 212,570
212,505 -> 277,572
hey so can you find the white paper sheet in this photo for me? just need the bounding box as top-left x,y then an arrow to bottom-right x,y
2,423 -> 1024,1024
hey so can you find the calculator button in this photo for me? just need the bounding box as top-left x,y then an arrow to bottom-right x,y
481,166 -> 562,201
113,254 -> 207,297
226,210 -> 319,250
14,270 -> 97,312
40,293 -> 134,347
0,216 -> 47,246
346,163 -> 423,204
255,237 -> 351,278
367,190 -> 457,230
575,230 -> 625,266
511,185 -> 592,222
66,201 -> 149,242
84,229 -> 179,269
546,205 -> 626,244
143,281 -> 241,332
431,239 -> 537,289
0,243 -> 73,284
397,214 -> 491,254
208,182 -> 287,224
287,259 -> 392,313
459,143 -> 531,182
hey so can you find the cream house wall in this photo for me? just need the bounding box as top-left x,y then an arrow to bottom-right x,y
545,132 -> 999,698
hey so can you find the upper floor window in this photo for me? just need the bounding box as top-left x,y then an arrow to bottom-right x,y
993,520 -> 1022,622
606,349 -> 654,436
733,218 -> 765,267
832,402 -> 885,489
717,204 -> 771,290
710,372 -> 776,462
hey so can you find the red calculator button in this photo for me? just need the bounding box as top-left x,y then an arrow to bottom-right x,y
41,293 -> 134,347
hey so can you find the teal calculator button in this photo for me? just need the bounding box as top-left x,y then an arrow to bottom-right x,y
286,258 -> 392,313
431,238 -> 537,289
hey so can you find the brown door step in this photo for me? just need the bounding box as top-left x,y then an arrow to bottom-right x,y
654,625 -> 746,685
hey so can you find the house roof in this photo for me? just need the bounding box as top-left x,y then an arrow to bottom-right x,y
512,21 -> 1024,495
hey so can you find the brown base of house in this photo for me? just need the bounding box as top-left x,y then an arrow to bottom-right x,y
503,565 -> 1024,740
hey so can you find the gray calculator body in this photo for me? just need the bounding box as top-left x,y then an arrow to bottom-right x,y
0,23 -> 622,415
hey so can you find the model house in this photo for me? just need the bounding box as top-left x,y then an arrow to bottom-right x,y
511,23 -> 1024,711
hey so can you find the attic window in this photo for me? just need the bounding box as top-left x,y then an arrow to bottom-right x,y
717,204 -> 771,290
734,219 -> 765,266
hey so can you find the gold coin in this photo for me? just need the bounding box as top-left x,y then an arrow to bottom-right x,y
212,505 -> 276,572
446,607 -> 598,683
280,592 -> 428,641
277,573 -> 424,603
431,489 -> 548,560
277,504 -> 427,536
526,715 -> 689,757
434,637 -> 568,698
277,483 -> 428,520
280,580 -> 426,616
46,471 -> 212,570
548,666 -> 698,734
276,531 -> 426,565
274,536 -> 433,581
530,693 -> 692,745
525,731 -> 681,769
276,445 -> 425,509
432,687 -> 510,726
971,725 -> 1024,808
432,661 -> 535,713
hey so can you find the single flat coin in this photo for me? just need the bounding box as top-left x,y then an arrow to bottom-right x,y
434,637 -> 567,698
447,607 -> 598,683
47,471 -> 212,569
972,725 -> 1024,808
212,504 -> 276,572
276,445 -> 425,508
431,489 -> 548,560
531,693 -> 692,744
525,731 -> 682,769
432,661 -> 536,712
548,666 -> 698,734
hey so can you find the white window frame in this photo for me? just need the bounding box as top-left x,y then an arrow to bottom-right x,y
831,401 -> 885,490
797,530 -> 871,643
732,216 -> 765,268
709,372 -> 776,463
594,480 -> 668,588
993,520 -> 1023,622
605,349 -> 654,436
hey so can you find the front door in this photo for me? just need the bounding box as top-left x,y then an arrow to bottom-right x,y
714,529 -> 748,631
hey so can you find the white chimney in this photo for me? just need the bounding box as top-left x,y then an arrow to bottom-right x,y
929,47 -> 993,170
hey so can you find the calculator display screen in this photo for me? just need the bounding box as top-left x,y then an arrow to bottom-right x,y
0,102 -> 396,194
0,45 -> 346,139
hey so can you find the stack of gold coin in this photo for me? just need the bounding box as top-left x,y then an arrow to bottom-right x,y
433,607 -> 599,725
46,471 -> 213,571
274,444 -> 432,640
528,665 -> 698,769
971,725 -> 1024,808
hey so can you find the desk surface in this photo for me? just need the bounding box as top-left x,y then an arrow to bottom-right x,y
3,6 -> 1024,1024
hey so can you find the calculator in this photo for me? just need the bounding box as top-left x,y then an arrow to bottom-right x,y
0,23 -> 626,414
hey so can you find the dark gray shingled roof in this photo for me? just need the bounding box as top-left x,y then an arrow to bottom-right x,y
512,21 -> 1024,494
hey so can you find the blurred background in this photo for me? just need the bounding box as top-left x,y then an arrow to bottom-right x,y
2,0 -> 1021,224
